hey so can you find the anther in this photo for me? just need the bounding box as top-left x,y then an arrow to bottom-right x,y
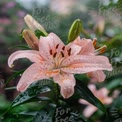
53,52 -> 57,57
95,45 -> 107,54
68,48 -> 71,56
50,49 -> 53,55
93,38 -> 97,47
56,44 -> 59,49
99,45 -> 107,54
62,46 -> 65,50
61,51 -> 64,57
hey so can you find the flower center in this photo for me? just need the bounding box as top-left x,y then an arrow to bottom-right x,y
49,44 -> 71,69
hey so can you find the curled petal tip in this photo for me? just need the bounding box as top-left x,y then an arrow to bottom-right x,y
9,64 -> 14,68
10,64 -> 14,68
61,87 -> 74,99
109,66 -> 113,71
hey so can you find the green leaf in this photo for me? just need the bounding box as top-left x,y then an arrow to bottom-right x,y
19,29 -> 24,42
33,103 -> 56,122
106,78 -> 122,90
5,86 -> 16,90
75,78 -> 106,112
5,69 -> 25,85
18,111 -> 38,116
34,29 -> 46,38
11,79 -> 53,107
68,19 -> 82,43
8,45 -> 31,50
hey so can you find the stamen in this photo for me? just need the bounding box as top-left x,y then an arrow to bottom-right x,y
62,46 -> 65,50
95,45 -> 107,54
53,52 -> 57,57
95,45 -> 101,49
61,51 -> 64,57
50,49 -> 53,55
56,44 -> 59,49
68,48 -> 71,56
93,38 -> 97,47
93,38 -> 101,49
99,45 -> 107,54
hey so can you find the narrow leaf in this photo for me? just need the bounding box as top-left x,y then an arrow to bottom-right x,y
5,69 -> 25,85
11,79 -> 53,107
33,103 -> 56,122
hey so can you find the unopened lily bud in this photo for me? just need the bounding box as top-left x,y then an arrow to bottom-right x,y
22,29 -> 39,50
24,14 -> 48,36
94,18 -> 105,35
68,19 -> 82,43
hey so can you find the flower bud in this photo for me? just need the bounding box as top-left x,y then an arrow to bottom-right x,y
68,19 -> 82,43
94,18 -> 105,35
24,14 -> 48,36
22,29 -> 39,50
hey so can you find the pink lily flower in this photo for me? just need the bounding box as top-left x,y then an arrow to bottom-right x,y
72,37 -> 109,82
8,33 -> 112,98
79,84 -> 113,117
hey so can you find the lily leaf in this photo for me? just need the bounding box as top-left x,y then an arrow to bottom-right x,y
33,103 -> 56,122
5,69 -> 25,85
11,79 -> 53,107
34,29 -> 46,38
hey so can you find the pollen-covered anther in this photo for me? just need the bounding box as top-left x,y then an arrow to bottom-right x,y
93,38 -> 97,47
56,44 -> 59,49
53,52 -> 57,58
93,38 -> 101,49
67,48 -> 71,56
62,46 -> 65,50
99,45 -> 107,54
95,45 -> 107,55
61,51 -> 64,57
50,49 -> 53,55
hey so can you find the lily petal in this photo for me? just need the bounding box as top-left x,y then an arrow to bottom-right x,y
104,98 -> 113,104
53,72 -> 76,99
17,63 -> 51,92
73,37 -> 95,55
66,43 -> 82,55
83,105 -> 97,117
8,50 -> 43,67
62,55 -> 112,74
87,70 -> 106,82
39,33 -> 65,60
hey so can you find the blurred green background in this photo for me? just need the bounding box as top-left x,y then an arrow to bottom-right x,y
0,0 -> 122,121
